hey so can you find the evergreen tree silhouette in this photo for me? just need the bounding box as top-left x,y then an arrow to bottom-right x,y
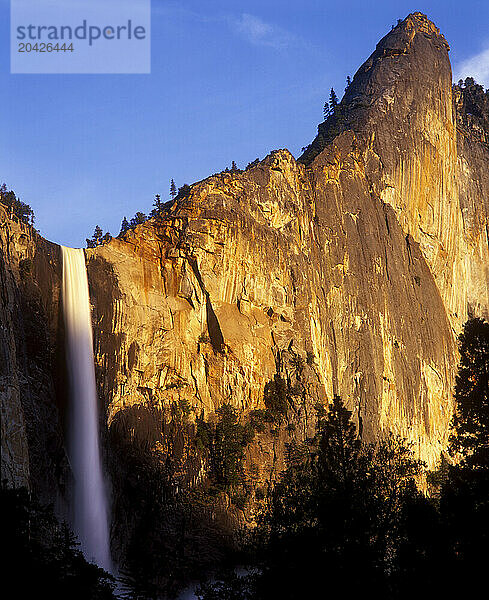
119,217 -> 130,236
86,225 -> 103,248
329,88 -> 339,114
323,100 -> 329,120
450,317 -> 489,469
129,212 -> 147,228
150,194 -> 164,219
170,179 -> 177,199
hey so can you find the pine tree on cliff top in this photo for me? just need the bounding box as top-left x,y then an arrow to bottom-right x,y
119,216 -> 130,236
150,194 -> 164,219
329,87 -> 339,113
170,179 -> 177,199
129,212 -> 147,228
323,99 -> 329,120
86,225 -> 103,248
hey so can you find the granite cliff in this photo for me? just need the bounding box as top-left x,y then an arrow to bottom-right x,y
0,211 -> 67,501
1,12 -> 488,517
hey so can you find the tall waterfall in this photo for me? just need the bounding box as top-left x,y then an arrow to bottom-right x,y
62,246 -> 112,572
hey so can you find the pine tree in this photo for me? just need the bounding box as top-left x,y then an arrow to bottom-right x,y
170,179 -> 177,199
119,217 -> 130,236
178,184 -> 191,197
94,225 -> 103,243
329,88 -> 339,114
449,317 -> 489,469
251,395 -> 422,599
1,184 -> 35,225
317,395 -> 360,487
129,212 -> 147,228
345,75 -> 351,91
150,194 -> 164,218
436,317 -> 489,596
246,158 -> 260,170
86,225 -> 103,248
323,100 -> 329,120
231,161 -> 238,172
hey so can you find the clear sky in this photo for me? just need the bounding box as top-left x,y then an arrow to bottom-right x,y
1,0 -> 488,247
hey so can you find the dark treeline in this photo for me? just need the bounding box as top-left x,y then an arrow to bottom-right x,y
196,317 -> 489,600
107,317 -> 489,599
3,309 -> 487,600
454,76 -> 489,133
1,485 -> 116,599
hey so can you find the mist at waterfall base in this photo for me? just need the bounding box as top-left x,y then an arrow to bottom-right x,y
62,246 -> 113,573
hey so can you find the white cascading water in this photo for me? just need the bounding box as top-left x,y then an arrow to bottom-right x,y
62,246 -> 112,572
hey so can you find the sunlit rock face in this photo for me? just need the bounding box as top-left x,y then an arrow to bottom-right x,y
87,135 -> 457,470
85,15 -> 488,471
302,12 -> 489,333
2,12 -> 488,497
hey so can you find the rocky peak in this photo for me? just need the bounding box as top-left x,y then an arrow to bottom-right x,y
300,13 -> 451,164
399,12 -> 449,47
302,12 -> 488,333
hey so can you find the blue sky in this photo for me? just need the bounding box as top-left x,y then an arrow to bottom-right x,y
1,0 -> 488,247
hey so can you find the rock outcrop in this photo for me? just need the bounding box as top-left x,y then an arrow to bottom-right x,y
1,12 -> 488,504
0,205 -> 68,503
302,13 -> 488,332
84,13 -> 487,471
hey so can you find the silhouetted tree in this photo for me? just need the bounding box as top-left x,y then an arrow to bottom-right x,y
176,184 -> 191,199
86,225 -> 104,248
129,212 -> 147,228
119,216 -> 130,236
323,88 -> 339,120
2,484 -> 116,600
450,317 -> 489,469
196,404 -> 254,490
246,397 -> 422,599
150,194 -> 164,219
434,317 -> 489,596
329,87 -> 339,113
263,375 -> 289,423
246,158 -> 260,170
345,75 -> 351,91
198,395 -> 430,600
170,179 -> 177,199
323,100 -> 329,120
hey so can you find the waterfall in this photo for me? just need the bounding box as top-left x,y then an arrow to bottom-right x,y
62,246 -> 112,572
